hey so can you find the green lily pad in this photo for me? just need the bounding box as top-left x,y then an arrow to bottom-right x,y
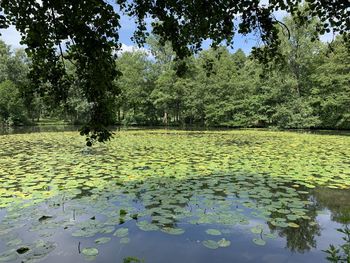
250,227 -> 263,234
202,240 -> 219,249
95,237 -> 111,244
217,238 -> 231,248
6,238 -> 22,247
161,227 -> 185,235
253,238 -> 266,246
205,229 -> 222,236
288,222 -> 300,228
0,249 -> 18,262
113,228 -> 129,237
82,247 -> 99,257
136,221 -> 159,232
264,233 -> 277,239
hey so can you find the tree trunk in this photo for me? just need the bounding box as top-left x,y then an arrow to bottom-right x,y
163,111 -> 168,125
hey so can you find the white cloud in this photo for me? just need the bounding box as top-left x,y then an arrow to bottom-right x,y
117,43 -> 151,56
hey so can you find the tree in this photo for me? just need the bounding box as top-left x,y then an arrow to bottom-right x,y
116,51 -> 156,125
0,39 -> 31,125
0,0 -> 348,144
311,37 -> 350,129
0,80 -> 27,125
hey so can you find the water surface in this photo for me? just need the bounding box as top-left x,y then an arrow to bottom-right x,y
0,130 -> 349,263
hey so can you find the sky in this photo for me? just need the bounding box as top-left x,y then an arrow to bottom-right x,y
0,16 -> 264,55
0,4 -> 333,55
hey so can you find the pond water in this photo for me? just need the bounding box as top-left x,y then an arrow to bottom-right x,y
0,130 -> 349,263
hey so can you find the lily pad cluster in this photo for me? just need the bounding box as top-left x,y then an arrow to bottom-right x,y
0,130 -> 350,208
0,130 -> 349,260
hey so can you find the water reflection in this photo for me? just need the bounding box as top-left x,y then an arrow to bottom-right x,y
313,188 -> 350,224
0,171 -> 349,262
0,125 -> 80,135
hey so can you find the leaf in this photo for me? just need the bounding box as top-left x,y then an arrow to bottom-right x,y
82,247 -> 99,257
95,237 -> 111,244
205,229 -> 222,236
250,227 -> 263,234
0,249 -> 18,262
113,228 -> 129,237
288,222 -> 300,228
136,221 -> 159,232
217,238 -> 231,248
202,240 -> 219,249
161,227 -> 185,235
253,238 -> 266,246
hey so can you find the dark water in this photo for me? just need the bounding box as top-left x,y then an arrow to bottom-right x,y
0,125 -> 80,135
0,173 -> 349,263
1,125 -> 350,137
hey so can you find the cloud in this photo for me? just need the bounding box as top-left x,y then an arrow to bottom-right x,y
117,43 -> 151,55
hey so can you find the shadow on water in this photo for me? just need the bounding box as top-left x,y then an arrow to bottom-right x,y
0,130 -> 350,262
0,171 -> 349,263
0,125 -> 80,135
1,125 -> 350,137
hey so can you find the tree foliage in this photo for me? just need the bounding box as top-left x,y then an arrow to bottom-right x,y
0,0 -> 349,144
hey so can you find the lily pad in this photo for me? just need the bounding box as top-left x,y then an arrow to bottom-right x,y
288,222 -> 300,228
253,238 -> 266,246
161,227 -> 185,235
205,229 -> 222,236
136,221 -> 159,232
81,247 -> 98,257
250,227 -> 263,234
202,240 -> 219,249
113,228 -> 129,237
95,237 -> 111,244
0,249 -> 18,262
217,238 -> 231,248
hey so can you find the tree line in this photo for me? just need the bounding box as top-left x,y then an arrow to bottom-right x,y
0,15 -> 349,130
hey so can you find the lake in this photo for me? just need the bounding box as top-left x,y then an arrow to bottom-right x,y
0,129 -> 349,263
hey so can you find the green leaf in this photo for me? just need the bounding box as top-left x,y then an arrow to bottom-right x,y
95,237 -> 111,244
217,238 -> 231,248
82,248 -> 99,256
205,229 -> 222,236
202,240 -> 219,249
114,228 -> 129,237
253,238 -> 266,246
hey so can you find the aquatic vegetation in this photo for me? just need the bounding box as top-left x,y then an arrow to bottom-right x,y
82,247 -> 99,261
323,226 -> 350,263
114,228 -> 129,238
202,240 -> 219,249
95,237 -> 111,245
206,229 -> 222,236
253,238 -> 266,246
0,130 -> 349,262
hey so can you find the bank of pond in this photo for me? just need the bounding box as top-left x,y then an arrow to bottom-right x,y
0,130 -> 349,262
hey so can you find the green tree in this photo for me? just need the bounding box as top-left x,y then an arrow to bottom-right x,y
1,0 -> 347,144
311,37 -> 350,129
116,51 -> 156,125
0,80 -> 27,125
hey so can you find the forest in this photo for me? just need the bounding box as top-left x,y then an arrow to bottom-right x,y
0,14 -> 349,130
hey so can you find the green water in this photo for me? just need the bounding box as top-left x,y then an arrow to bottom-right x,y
0,130 -> 349,262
